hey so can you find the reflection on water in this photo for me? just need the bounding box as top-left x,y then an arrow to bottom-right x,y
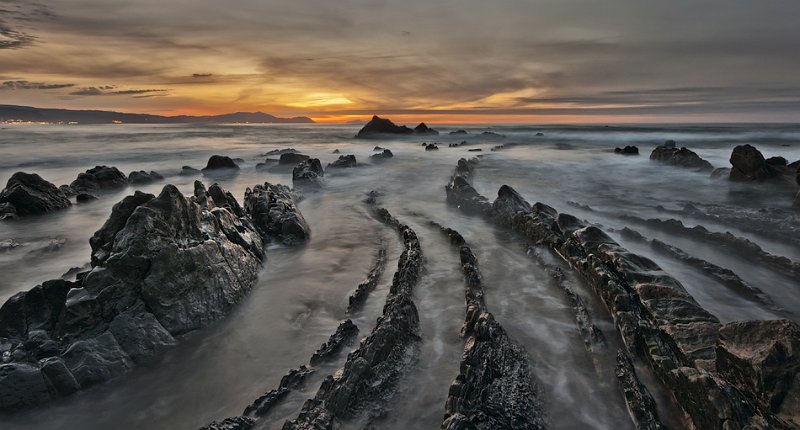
1,123 -> 798,429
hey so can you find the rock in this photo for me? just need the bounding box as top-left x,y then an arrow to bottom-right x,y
449,130 -> 467,135
244,183 -> 310,245
663,140 -> 676,148
69,166 -> 128,193
480,131 -> 505,138
332,149 -> 340,154
201,155 -> 239,172
373,146 -> 383,151
766,156 -> 788,167
413,122 -> 438,135
200,416 -> 255,430
717,320 -> 800,420
614,145 -> 639,155
179,166 -> 200,176
0,202 -> 16,220
710,167 -> 731,179
0,238 -> 21,252
347,247 -> 388,313
615,351 -> 666,430
535,132 -> 544,136
255,159 -> 279,171
292,159 -> 324,188
309,320 -> 359,366
264,148 -> 297,156
354,115 -> 413,138
40,357 -> 80,396
328,154 -> 357,168
650,144 -> 713,171
424,143 -> 439,151
729,144 -> 777,181
0,363 -> 50,410
370,149 -> 394,162
128,170 -> 164,185
59,184 -> 76,197
0,172 -> 71,216
278,152 -> 310,166
61,332 -> 133,388
242,366 -> 315,418
76,193 -> 98,203
89,191 -> 155,266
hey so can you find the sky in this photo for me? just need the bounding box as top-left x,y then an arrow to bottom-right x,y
1,0 -> 799,123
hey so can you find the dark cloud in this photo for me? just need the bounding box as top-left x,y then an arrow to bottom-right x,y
0,0 -> 54,49
69,87 -> 167,96
1,80 -> 74,89
192,73 -> 212,78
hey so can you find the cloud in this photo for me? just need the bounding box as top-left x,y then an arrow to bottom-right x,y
69,87 -> 167,96
192,73 -> 212,78
1,80 -> 74,90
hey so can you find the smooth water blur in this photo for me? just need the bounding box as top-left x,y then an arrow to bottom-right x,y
0,123 -> 798,429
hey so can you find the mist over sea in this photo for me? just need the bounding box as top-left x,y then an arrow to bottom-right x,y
1,123 -> 799,429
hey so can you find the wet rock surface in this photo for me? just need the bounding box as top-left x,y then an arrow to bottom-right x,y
328,154 -> 357,168
0,181 -> 300,410
69,166 -> 129,193
292,159 -> 324,188
202,155 -> 240,172
244,182 -> 310,245
279,153 -> 310,166
346,246 -> 388,313
309,320 -> 359,366
284,208 -> 422,429
433,223 -> 546,430
615,351 -> 666,430
0,172 -> 71,217
369,149 -> 394,162
650,143 -> 713,171
730,144 -> 778,182
128,170 -> 164,185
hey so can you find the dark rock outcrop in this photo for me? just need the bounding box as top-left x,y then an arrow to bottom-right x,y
309,320 -> 359,366
75,193 -> 98,203
265,148 -> 298,156
128,170 -> 164,185
424,143 -> 439,151
284,208 -> 422,429
355,115 -> 413,138
243,366 -> 315,418
244,183 -> 310,245
614,146 -> 639,155
449,129 -> 467,135
292,159 -> 324,188
200,416 -> 255,430
729,144 -> 779,182
69,166 -> 129,193
347,247 -> 388,313
179,166 -> 201,176
615,351 -> 666,430
414,122 -> 438,135
328,155 -> 357,168
202,155 -> 239,172
433,223 -> 545,430
369,149 -> 394,162
650,144 -> 713,171
279,153 -> 310,166
0,172 -> 70,217
0,183 -> 269,410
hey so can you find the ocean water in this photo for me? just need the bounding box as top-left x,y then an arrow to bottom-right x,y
0,123 -> 798,429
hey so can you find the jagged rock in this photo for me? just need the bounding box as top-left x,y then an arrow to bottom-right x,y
128,170 -> 164,185
445,175 -> 490,215
244,183 -> 310,245
373,146 -> 383,151
369,149 -> 393,162
0,172 -> 71,216
413,122 -> 438,135
424,143 -> 439,151
179,166 -> 201,176
347,247 -> 388,313
200,416 -> 255,430
614,145 -> 639,155
729,144 -> 778,181
615,351 -> 666,430
70,166 -> 128,193
202,155 -> 239,172
650,144 -> 713,171
284,209 -> 422,429
279,153 -> 310,166
328,155 -> 357,168
717,320 -> 800,423
355,115 -> 413,138
0,363 -> 51,410
59,184 -> 76,197
265,148 -> 298,156
242,366 -> 315,418
292,159 -> 324,187
309,320 -> 358,366
0,183 -> 268,410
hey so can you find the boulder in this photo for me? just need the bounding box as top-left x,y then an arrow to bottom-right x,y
766,156 -> 788,167
650,144 -> 713,171
278,153 -> 310,166
355,115 -> 413,138
414,122 -> 438,135
201,155 -> 239,172
328,154 -> 357,168
424,143 -> 439,151
128,170 -> 164,185
292,159 -> 324,187
244,183 -> 310,245
75,193 -> 98,203
370,149 -> 394,162
0,172 -> 70,216
70,166 -> 128,193
614,145 -> 639,155
729,144 -> 777,181
264,148 -> 297,156
717,320 -> 800,420
710,167 -> 731,180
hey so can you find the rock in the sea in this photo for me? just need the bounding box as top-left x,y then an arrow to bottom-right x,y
729,144 -> 778,181
413,122 -> 438,135
354,115 -> 413,138
292,159 -> 324,188
244,183 -> 310,245
309,319 -> 359,366
481,131 -> 505,138
370,149 -> 394,162
328,154 -> 357,168
717,319 -> 800,422
279,152 -> 310,166
650,144 -> 713,171
75,193 -> 98,203
0,172 -> 71,217
200,416 -> 255,430
332,149 -> 340,154
264,148 -> 298,156
614,145 -> 639,155
179,166 -> 201,176
449,129 -> 468,135
128,170 -> 164,185
70,166 -> 129,193
0,182 -> 271,410
202,155 -> 239,172
424,143 -> 439,151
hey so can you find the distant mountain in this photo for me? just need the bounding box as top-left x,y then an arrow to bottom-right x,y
0,105 -> 315,124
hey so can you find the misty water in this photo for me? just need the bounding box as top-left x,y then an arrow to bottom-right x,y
1,123 -> 799,429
